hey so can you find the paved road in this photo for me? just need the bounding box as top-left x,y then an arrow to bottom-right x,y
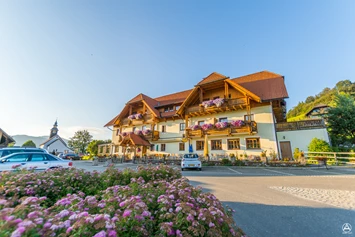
74,161 -> 355,237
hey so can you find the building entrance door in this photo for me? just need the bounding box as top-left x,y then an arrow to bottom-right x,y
280,141 -> 292,159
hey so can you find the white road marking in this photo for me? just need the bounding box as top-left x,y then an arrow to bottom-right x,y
263,169 -> 294,176
227,168 -> 243,174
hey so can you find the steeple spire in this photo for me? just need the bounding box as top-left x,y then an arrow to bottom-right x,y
49,119 -> 59,138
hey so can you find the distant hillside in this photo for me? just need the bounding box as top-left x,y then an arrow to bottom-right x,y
11,135 -> 69,147
287,80 -> 355,121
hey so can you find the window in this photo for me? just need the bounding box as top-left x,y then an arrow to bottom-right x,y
132,127 -> 137,132
161,144 -> 166,151
180,123 -> 185,131
176,105 -> 181,110
198,121 -> 205,126
246,138 -> 260,149
6,154 -> 29,162
106,146 -> 111,153
100,146 -> 104,153
31,154 -> 45,161
213,96 -> 220,99
150,144 -> 155,151
115,145 -> 119,153
142,125 -> 147,130
46,154 -> 58,161
196,141 -> 204,150
164,107 -> 169,112
228,94 -> 231,99
162,125 -> 166,132
219,117 -> 228,122
227,139 -> 240,150
169,107 -> 174,112
244,114 -> 254,121
203,98 -> 210,101
211,140 -> 222,150
179,143 -> 185,151
116,129 -> 120,136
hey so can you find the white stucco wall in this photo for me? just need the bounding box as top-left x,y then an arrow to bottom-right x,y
277,128 -> 330,152
42,139 -> 72,154
112,105 -> 278,158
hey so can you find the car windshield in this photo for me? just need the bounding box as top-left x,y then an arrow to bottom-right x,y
184,154 -> 198,158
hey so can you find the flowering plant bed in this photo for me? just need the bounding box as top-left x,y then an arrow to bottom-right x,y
189,124 -> 201,131
0,165 -> 244,237
201,123 -> 214,131
215,121 -> 229,129
267,161 -> 301,167
230,120 -> 245,128
128,113 -> 143,120
142,129 -> 151,135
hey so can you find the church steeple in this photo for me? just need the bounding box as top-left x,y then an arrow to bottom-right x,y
49,120 -> 59,138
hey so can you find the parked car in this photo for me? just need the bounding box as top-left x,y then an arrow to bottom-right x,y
62,153 -> 81,160
0,152 -> 73,171
0,148 -> 48,158
181,153 -> 202,171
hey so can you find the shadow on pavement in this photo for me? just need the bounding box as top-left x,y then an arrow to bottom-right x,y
225,201 -> 353,237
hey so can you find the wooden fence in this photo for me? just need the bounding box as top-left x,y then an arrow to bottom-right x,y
304,151 -> 355,166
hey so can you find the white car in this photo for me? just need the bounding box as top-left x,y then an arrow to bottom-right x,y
181,153 -> 202,171
0,152 -> 73,171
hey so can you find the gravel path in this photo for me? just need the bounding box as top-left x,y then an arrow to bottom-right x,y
269,186 -> 355,210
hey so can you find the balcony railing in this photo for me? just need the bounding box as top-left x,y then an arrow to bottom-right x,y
185,98 -> 247,115
275,119 -> 325,132
121,114 -> 155,126
186,121 -> 257,137
143,131 -> 160,141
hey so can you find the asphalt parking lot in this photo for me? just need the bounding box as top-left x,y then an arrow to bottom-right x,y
73,161 -> 355,237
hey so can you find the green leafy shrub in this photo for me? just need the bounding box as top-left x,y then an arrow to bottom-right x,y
308,138 -> 332,152
221,158 -> 232,166
0,165 -> 243,237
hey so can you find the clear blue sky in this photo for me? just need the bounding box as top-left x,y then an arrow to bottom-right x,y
1,0 -> 354,140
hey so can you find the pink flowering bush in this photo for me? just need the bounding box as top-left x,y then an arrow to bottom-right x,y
201,100 -> 214,108
213,98 -> 225,107
128,113 -> 143,120
121,132 -> 128,137
189,125 -> 201,130
230,120 -> 245,128
142,129 -> 151,135
0,165 -> 245,237
134,129 -> 143,135
128,115 -> 136,120
215,121 -> 229,129
201,123 -> 214,131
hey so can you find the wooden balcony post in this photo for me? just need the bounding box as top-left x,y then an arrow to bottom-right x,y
185,115 -> 189,138
225,82 -> 229,99
129,105 -> 132,115
199,87 -> 203,103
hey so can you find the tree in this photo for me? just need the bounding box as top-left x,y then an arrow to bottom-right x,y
308,138 -> 331,152
305,96 -> 315,103
22,140 -> 36,148
7,142 -> 15,147
87,140 -> 106,156
326,93 -> 355,145
68,130 -> 93,154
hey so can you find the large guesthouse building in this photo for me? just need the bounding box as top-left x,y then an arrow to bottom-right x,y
103,71 -> 329,159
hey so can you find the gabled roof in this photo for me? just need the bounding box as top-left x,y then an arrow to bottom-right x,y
0,128 -> 15,143
197,72 -> 229,85
40,135 -> 69,148
154,89 -> 192,107
105,70 -> 289,126
120,133 -> 150,146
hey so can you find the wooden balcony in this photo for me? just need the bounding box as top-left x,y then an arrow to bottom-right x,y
275,119 -> 325,132
185,98 -> 247,116
121,114 -> 155,126
143,131 -> 160,141
185,129 -> 203,138
186,121 -> 257,138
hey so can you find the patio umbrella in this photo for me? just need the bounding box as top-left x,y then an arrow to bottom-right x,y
189,144 -> 193,153
204,134 -> 209,160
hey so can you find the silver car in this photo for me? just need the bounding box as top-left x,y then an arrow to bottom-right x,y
0,152 -> 73,171
181,153 -> 202,171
